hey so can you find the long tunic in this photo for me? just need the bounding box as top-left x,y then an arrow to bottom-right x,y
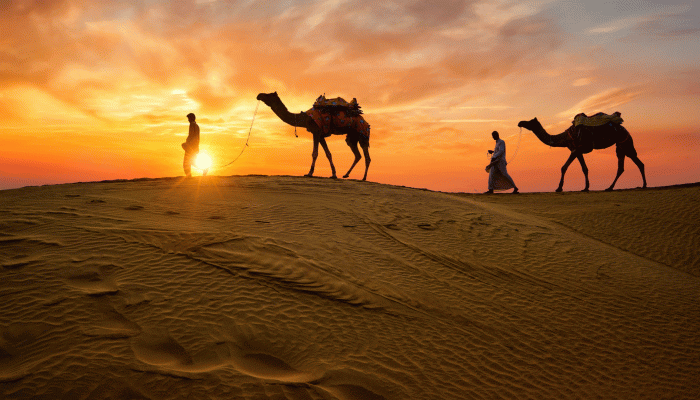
487,139 -> 516,191
182,122 -> 200,173
184,122 -> 200,154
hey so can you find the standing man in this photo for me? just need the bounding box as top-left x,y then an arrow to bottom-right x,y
182,113 -> 200,177
486,131 -> 518,194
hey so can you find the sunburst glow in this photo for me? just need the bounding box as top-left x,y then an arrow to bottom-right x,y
195,152 -> 212,170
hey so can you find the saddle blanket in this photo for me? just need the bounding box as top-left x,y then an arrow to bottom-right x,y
305,108 -> 370,139
573,112 -> 623,127
312,95 -> 361,111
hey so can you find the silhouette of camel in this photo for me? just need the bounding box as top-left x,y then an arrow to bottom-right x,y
257,92 -> 371,181
518,117 -> 647,192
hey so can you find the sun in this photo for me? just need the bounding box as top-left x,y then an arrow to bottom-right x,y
195,152 -> 213,170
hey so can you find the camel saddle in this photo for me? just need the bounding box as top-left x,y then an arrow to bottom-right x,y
311,95 -> 363,116
573,111 -> 623,127
306,95 -> 370,139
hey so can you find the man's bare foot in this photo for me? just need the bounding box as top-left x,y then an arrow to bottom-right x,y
512,188 -> 519,194
484,189 -> 494,194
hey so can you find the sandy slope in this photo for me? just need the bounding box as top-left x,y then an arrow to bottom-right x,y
1,176 -> 699,399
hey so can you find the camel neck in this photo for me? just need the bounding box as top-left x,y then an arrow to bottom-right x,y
532,123 -> 568,148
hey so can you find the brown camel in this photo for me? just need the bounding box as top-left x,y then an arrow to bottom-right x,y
517,117 -> 647,192
256,92 -> 371,181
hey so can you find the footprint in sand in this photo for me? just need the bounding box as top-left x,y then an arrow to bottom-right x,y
82,300 -> 141,338
226,345 -> 319,382
124,205 -> 144,211
1,260 -> 32,270
64,264 -> 120,296
319,384 -> 387,400
131,326 -> 322,382
130,327 -> 394,399
164,211 -> 180,215
312,370 -> 393,400
89,199 -> 106,204
383,223 -> 400,230
209,216 -> 225,220
417,223 -> 437,231
131,333 -> 193,368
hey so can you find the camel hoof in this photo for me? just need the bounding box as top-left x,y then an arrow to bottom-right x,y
555,188 -> 563,193
342,174 -> 350,178
581,188 -> 589,192
304,174 -> 314,178
605,187 -> 614,192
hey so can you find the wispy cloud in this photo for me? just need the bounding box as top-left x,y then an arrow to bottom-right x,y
587,7 -> 700,40
587,16 -> 640,34
557,87 -> 647,118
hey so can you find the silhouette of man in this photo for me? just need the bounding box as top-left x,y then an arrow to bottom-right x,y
182,113 -> 200,177
486,131 -> 518,194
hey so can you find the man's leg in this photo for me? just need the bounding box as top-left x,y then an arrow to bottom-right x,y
183,153 -> 192,177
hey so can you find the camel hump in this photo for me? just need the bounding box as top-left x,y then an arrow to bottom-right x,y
573,111 -> 623,127
313,95 -> 363,116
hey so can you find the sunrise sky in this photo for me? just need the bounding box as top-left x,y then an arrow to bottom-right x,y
1,0 -> 698,192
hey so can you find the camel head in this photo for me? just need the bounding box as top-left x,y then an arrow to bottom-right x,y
256,91 -> 279,105
517,117 -> 541,132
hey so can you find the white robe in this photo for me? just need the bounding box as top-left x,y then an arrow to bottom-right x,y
487,139 -> 516,191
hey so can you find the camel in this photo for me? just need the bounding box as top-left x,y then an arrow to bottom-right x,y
517,117 -> 647,192
256,92 -> 371,181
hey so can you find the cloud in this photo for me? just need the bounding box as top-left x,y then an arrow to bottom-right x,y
631,12 -> 700,39
557,87 -> 647,118
572,78 -> 593,87
587,16 -> 639,34
1,0 -> 569,123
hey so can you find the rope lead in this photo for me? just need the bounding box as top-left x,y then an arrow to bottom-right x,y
219,100 -> 260,169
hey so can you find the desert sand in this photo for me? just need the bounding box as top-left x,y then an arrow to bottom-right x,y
1,175 -> 699,399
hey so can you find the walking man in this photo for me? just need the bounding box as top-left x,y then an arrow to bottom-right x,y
182,113 -> 200,177
486,131 -> 518,194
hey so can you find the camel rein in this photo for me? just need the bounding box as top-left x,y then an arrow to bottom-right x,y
507,127 -> 523,164
218,100 -> 260,169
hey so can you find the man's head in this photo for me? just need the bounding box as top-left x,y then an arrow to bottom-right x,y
492,131 -> 499,140
187,113 -> 196,122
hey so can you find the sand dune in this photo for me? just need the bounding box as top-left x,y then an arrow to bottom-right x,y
1,176 -> 699,399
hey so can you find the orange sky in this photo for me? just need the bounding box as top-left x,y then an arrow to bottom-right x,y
1,0 -> 699,192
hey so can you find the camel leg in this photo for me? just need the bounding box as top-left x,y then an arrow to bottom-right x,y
318,138 -> 337,178
606,154 -> 625,191
361,144 -> 371,181
343,142 -> 362,178
556,151 -> 579,192
629,155 -> 647,188
576,154 -> 590,192
306,135 -> 320,177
